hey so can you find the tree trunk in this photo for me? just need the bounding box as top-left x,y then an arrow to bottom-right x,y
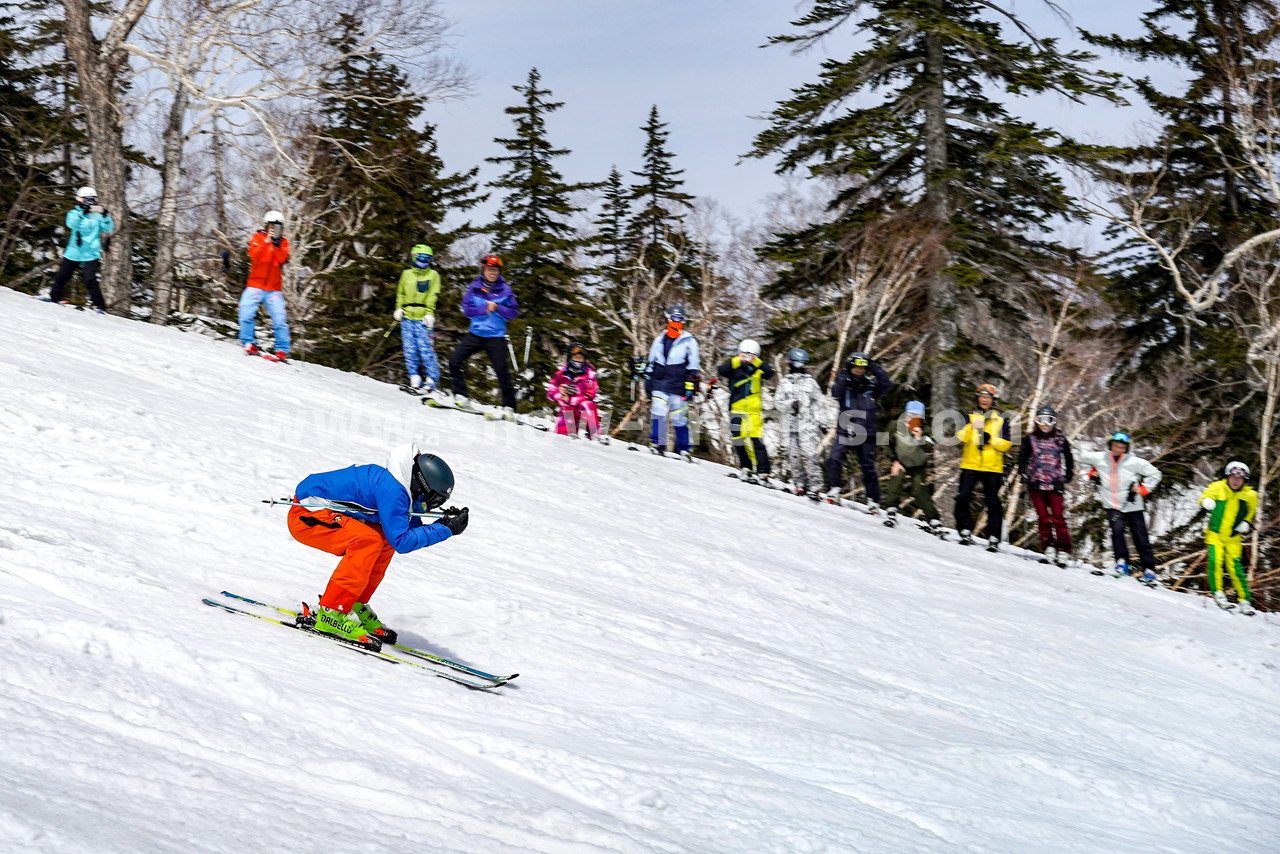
922,27 -> 959,416
61,0 -> 148,314
151,82 -> 189,324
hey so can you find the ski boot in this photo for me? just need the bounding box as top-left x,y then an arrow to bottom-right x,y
679,450 -> 693,464
1113,560 -> 1132,577
307,605 -> 382,651
352,601 -> 398,644
958,529 -> 974,546
926,518 -> 944,538
806,490 -> 823,502
985,536 -> 1000,553
1213,591 -> 1235,611
1054,551 -> 1070,568
883,507 -> 898,528
244,342 -> 260,356
1140,568 -> 1159,587
823,487 -> 842,505
864,500 -> 880,516
743,468 -> 759,485
650,443 -> 666,456
1039,546 -> 1056,565
1238,599 -> 1256,616
274,350 -> 289,363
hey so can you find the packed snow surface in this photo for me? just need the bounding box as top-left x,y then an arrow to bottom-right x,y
1,287 -> 1278,854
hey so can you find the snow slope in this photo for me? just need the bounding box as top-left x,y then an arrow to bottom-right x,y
1,287 -> 1278,854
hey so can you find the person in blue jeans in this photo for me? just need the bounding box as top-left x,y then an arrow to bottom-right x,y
48,186 -> 113,312
238,211 -> 291,360
448,254 -> 520,409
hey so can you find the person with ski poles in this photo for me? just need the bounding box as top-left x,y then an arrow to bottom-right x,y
394,244 -> 442,394
772,347 -> 827,498
884,400 -> 942,533
954,383 -> 1013,550
644,305 -> 700,460
1017,405 -> 1074,566
826,352 -> 894,510
546,342 -> 601,439
447,254 -> 519,411
239,211 -> 291,361
1199,461 -> 1258,614
1078,431 -> 1163,582
46,186 -> 113,313
288,442 -> 469,650
718,338 -> 776,484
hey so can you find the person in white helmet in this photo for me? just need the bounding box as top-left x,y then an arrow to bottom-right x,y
717,338 -> 775,484
1199,461 -> 1258,614
46,186 -> 113,312
239,210 -> 291,361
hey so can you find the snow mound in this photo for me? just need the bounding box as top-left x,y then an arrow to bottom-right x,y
1,288 -> 1278,854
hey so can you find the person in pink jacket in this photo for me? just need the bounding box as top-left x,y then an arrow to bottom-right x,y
546,343 -> 600,439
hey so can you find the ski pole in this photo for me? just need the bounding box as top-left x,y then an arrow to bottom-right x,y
261,497 -> 447,519
381,320 -> 398,339
523,327 -> 532,368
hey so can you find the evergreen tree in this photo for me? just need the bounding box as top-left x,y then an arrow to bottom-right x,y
485,68 -> 599,401
0,5 -> 84,287
628,106 -> 695,248
748,0 -> 1122,409
303,14 -> 481,375
591,167 -> 633,272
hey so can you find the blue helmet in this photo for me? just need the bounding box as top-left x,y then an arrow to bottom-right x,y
787,347 -> 809,367
1109,431 -> 1131,445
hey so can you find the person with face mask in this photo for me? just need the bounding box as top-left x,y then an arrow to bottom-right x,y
394,244 -> 442,394
1199,461 -> 1258,614
644,305 -> 701,461
546,342 -> 601,439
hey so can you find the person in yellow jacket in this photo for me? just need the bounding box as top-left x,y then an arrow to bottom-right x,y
717,339 -> 775,484
394,244 -> 442,394
1200,461 -> 1258,615
954,383 -> 1013,550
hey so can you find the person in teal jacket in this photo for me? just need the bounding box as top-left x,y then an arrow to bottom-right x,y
47,186 -> 114,312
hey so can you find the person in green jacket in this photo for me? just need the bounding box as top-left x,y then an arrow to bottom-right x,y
1200,461 -> 1258,615
883,400 -> 940,532
394,244 -> 442,394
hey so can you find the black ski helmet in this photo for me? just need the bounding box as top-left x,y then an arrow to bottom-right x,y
787,348 -> 809,369
411,453 -> 455,509
847,351 -> 870,368
1034,405 -> 1057,426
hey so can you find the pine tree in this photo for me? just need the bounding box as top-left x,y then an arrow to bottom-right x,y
302,14 -> 481,376
628,106 -> 695,248
748,0 -> 1122,410
0,6 -> 83,287
485,68 -> 600,401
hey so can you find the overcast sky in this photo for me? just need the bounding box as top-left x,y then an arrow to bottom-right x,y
428,1 -> 1180,235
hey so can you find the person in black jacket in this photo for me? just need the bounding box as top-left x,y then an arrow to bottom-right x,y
1016,405 -> 1074,566
825,352 -> 893,509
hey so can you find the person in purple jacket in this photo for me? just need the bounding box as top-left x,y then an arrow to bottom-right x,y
288,442 -> 469,650
447,254 -> 520,410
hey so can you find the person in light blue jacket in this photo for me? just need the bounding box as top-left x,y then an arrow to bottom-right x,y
47,186 -> 114,312
645,304 -> 701,458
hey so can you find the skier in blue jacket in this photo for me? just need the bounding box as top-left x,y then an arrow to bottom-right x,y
289,442 -> 469,650
645,304 -> 701,459
448,254 -> 520,409
47,186 -> 113,312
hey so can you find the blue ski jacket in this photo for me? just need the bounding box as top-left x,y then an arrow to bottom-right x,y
645,331 -> 700,396
295,464 -> 452,554
62,207 -> 114,263
461,276 -> 519,337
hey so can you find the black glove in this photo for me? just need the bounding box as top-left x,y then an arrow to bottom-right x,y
1019,474 -> 1029,485
975,430 -> 986,447
437,506 -> 469,536
1088,470 -> 1101,486
271,235 -> 283,247
791,400 -> 800,414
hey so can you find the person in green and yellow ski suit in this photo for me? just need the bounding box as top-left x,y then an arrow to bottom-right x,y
394,244 -> 442,393
718,338 -> 775,482
1200,461 -> 1258,615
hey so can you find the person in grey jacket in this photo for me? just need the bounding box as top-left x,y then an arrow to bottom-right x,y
1077,431 -> 1163,580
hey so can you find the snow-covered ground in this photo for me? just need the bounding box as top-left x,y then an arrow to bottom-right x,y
1,287 -> 1278,854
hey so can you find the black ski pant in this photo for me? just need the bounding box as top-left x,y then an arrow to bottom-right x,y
50,258 -> 105,310
826,429 -> 880,503
954,469 -> 1004,539
730,431 -> 771,475
1106,509 -> 1155,570
448,332 -> 515,409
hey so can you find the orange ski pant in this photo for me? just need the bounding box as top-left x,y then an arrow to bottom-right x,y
288,505 -> 395,612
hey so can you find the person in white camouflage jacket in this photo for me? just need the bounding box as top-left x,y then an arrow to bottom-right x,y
773,348 -> 828,498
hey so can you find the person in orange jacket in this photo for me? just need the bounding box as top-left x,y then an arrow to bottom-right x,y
238,211 -> 291,360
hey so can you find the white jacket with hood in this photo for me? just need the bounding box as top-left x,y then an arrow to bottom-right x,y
1077,448 -> 1162,512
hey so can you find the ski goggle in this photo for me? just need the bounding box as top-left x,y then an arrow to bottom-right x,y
849,356 -> 869,368
1226,464 -> 1249,478
80,197 -> 98,206
1034,414 -> 1057,426
667,313 -> 687,324
414,253 -> 432,265
1110,432 -> 1131,444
